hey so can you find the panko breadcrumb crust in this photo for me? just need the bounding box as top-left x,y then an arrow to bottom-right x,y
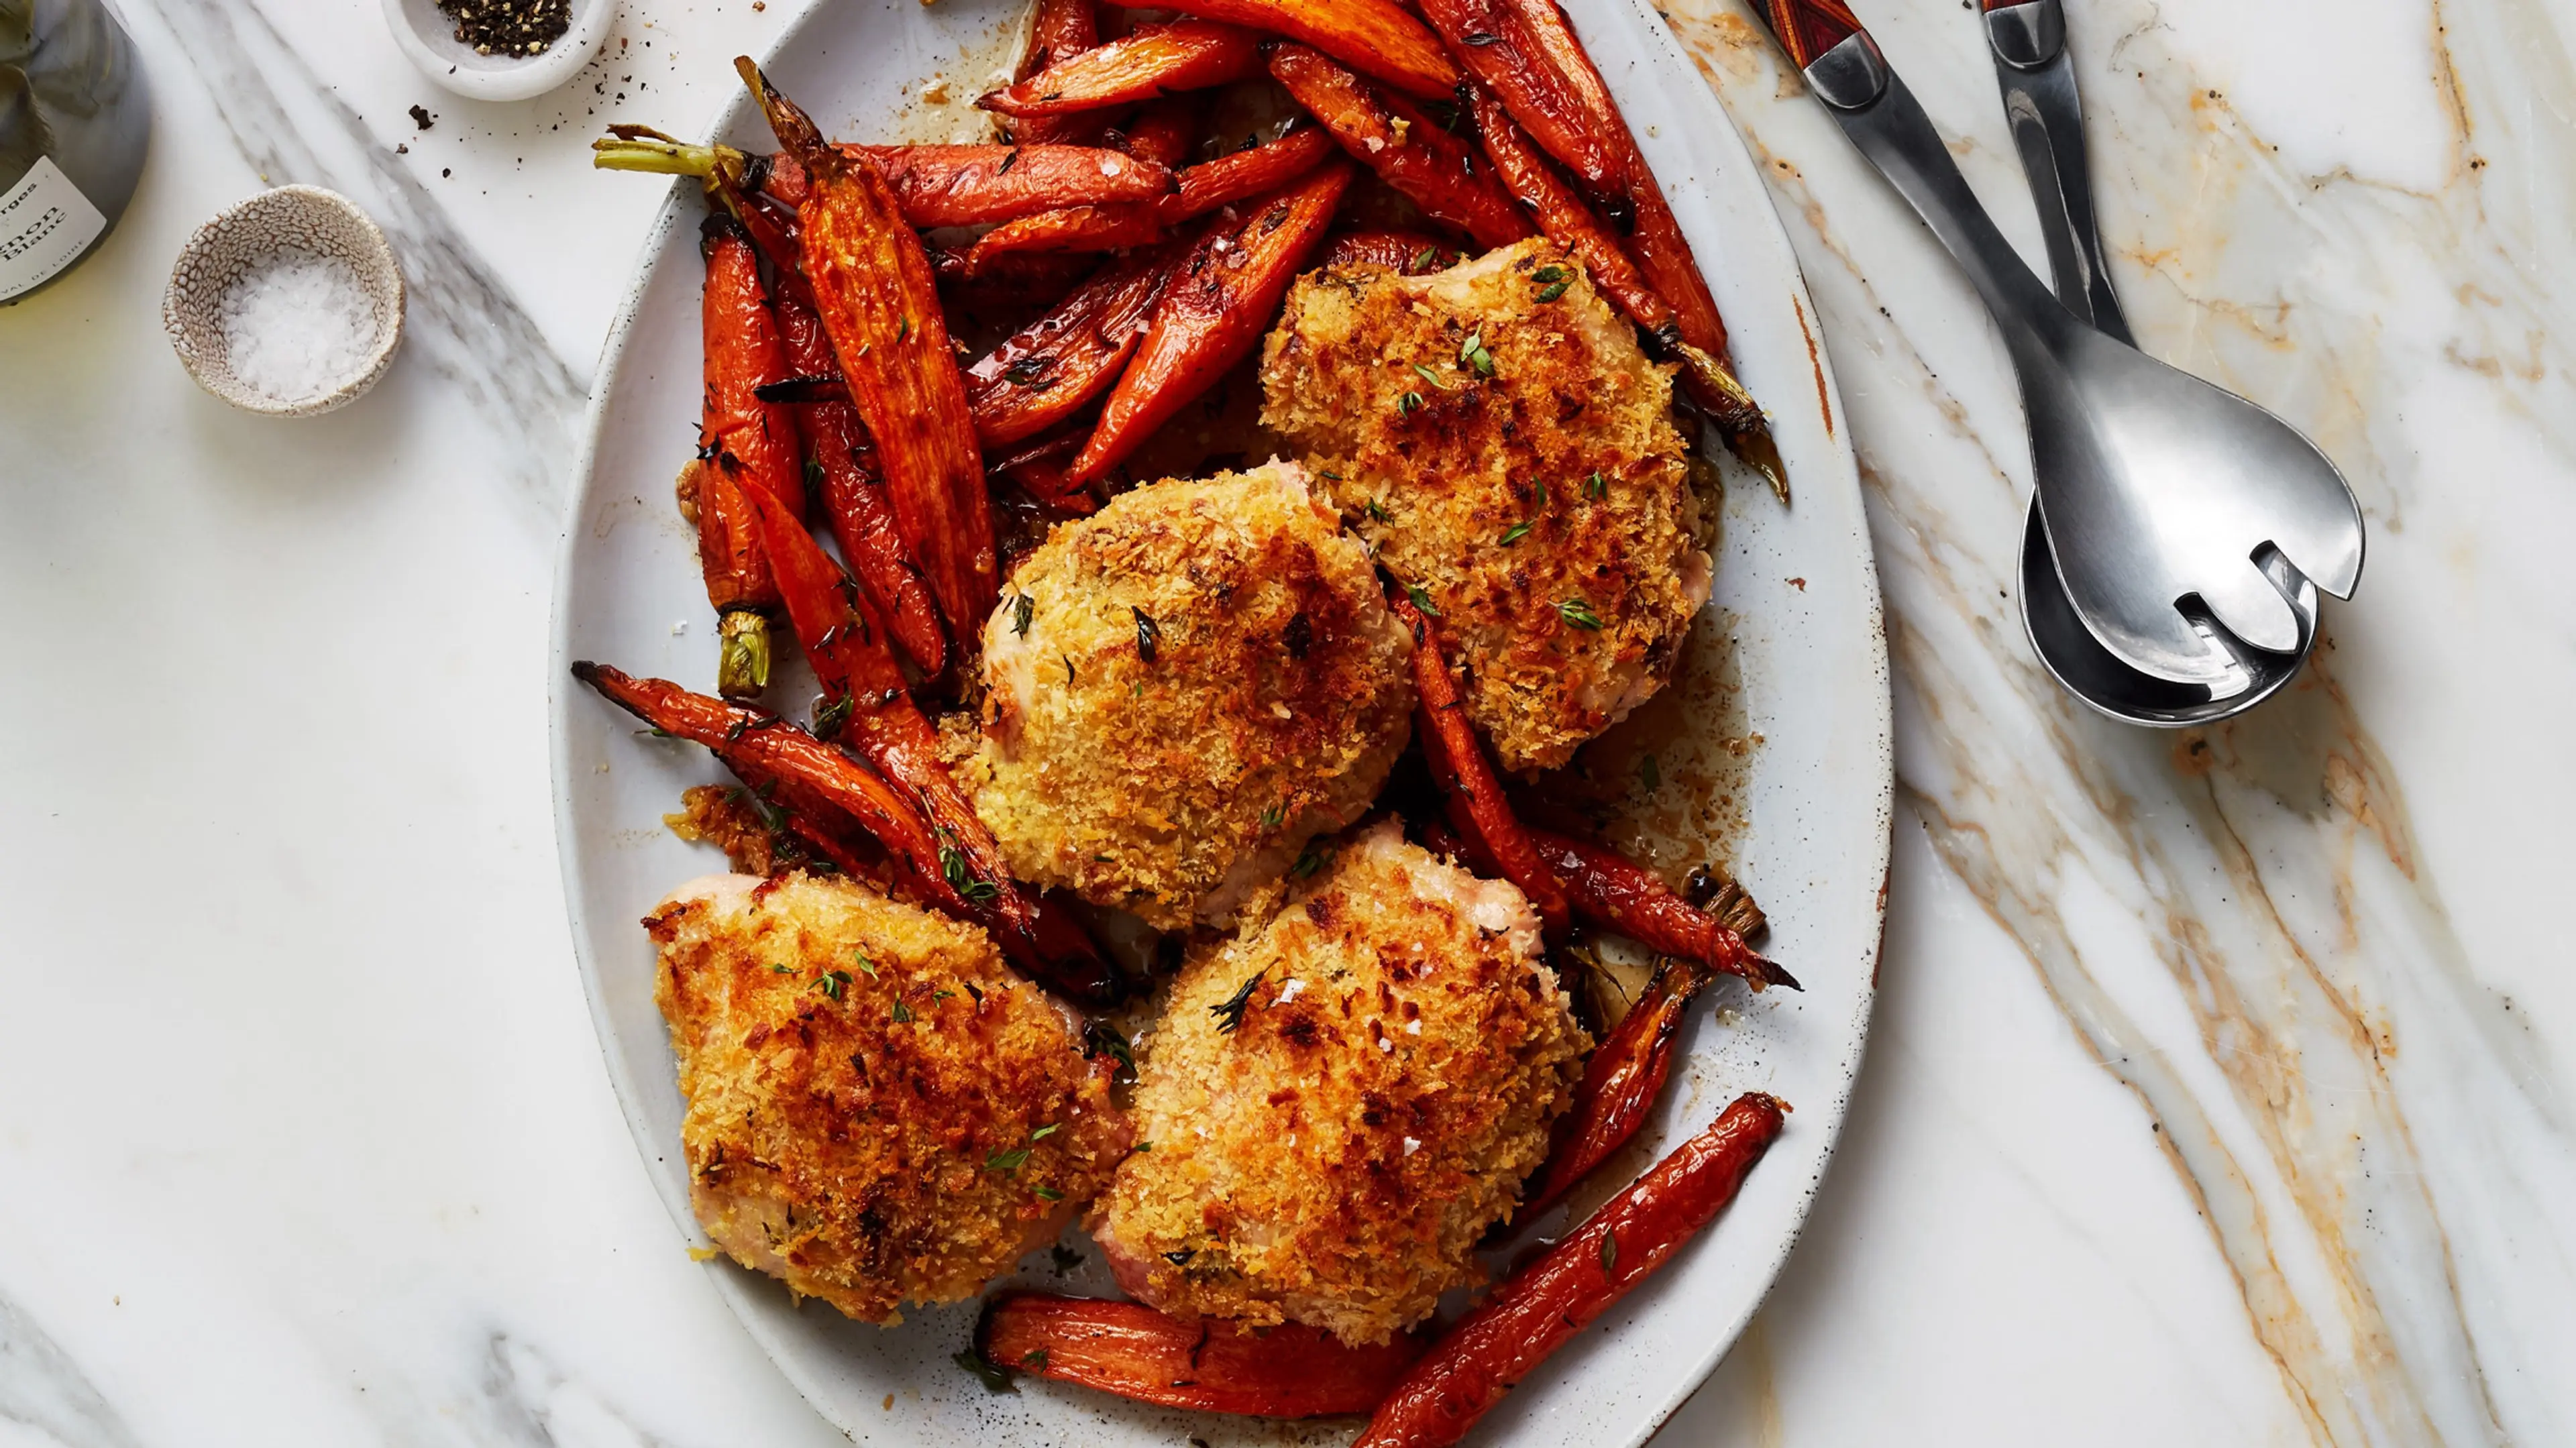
1093,820 -> 1590,1345
1260,239 -> 1711,773
965,461 -> 1414,931
646,873 -> 1128,1324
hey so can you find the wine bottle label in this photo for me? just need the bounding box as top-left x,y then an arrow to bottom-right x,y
0,157 -> 112,302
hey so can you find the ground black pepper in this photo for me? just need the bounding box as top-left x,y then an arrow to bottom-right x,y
435,0 -> 572,56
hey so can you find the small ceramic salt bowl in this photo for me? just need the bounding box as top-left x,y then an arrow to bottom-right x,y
163,185 -> 405,419
384,0 -> 617,103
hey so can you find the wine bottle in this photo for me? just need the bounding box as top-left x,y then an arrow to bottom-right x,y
1,0 -> 150,305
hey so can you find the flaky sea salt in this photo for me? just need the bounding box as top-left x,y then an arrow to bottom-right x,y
219,252 -> 374,402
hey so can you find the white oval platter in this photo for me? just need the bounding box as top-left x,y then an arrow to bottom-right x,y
550,1 -> 1890,1442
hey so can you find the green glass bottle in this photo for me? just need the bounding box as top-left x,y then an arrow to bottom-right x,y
1,0 -> 150,304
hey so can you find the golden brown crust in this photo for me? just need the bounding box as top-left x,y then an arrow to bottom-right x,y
1091,820 -> 1589,1344
966,461 -> 1415,930
647,872 -> 1128,1324
1260,239 -> 1710,773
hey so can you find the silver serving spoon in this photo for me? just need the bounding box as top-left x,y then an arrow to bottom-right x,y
1984,0 -> 2315,722
1747,1 -> 2363,686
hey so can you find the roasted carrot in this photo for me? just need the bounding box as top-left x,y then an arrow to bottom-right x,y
1154,0 -> 1458,99
979,21 -> 1262,118
571,663 -> 964,913
861,143 -> 1174,227
1468,87 -> 1675,335
741,61 -> 1000,638
733,478 -> 1038,953
977,1294 -> 1426,1417
965,203 -> 1169,271
1417,0 -> 1626,196
1114,95 -> 1208,170
966,248 -> 1175,447
1521,958 -> 1701,1217
1007,0 -> 1103,144
1268,45 -> 1529,251
1071,158 -> 1352,484
694,215 -> 806,698
1388,587 -> 1572,936
1459,0 -> 1764,433
576,663 -> 1126,1004
990,429 -> 1099,514
1354,1093 -> 1788,1448
1318,228 -> 1458,273
726,190 -> 951,679
1527,826 -> 1792,989
962,127 -> 1335,271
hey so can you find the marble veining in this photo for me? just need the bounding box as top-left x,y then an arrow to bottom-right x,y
1661,0 -> 2576,1441
0,1290 -> 142,1448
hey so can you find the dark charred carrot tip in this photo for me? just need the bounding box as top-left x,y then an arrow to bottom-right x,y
1756,955 -> 1801,991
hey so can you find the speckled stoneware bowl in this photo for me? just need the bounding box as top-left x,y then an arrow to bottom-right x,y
163,185 -> 405,418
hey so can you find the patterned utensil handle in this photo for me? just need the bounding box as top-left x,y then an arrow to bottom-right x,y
1746,0 -> 1867,70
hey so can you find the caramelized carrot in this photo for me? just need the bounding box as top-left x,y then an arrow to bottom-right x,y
979,21 -> 1262,117
965,203 -> 1169,271
1468,87 -> 1674,334
1354,1093 -> 1788,1448
741,61 -> 999,638
1528,827 -> 1792,989
977,1294 -> 1426,1417
694,215 -> 804,698
990,430 -> 1100,514
1268,45 -> 1529,251
861,144 -> 1174,227
575,663 -> 1127,1005
728,190 -> 950,679
1318,228 -> 1458,273
1521,959 -> 1699,1217
1387,588 -> 1571,936
571,663 -> 964,913
1155,0 -> 1458,99
965,127 -> 1334,271
1417,0 -> 1626,195
1114,95 -> 1208,170
967,249 -> 1175,447
1071,159 -> 1352,484
1007,0 -> 1103,144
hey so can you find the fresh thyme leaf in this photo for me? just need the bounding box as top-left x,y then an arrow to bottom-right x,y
954,1350 -> 1018,1394
1083,1019 -> 1135,1073
1133,606 -> 1160,663
1499,520 -> 1532,546
941,844 -> 971,891
1459,331 -> 1493,377
1533,264 -> 1566,284
1003,354 -> 1050,385
896,315 -> 912,343
1398,390 -> 1424,416
1211,970 -> 1265,1034
1601,1228 -> 1618,1272
1585,469 -> 1608,500
891,999 -> 912,1022
1134,1139 -> 1153,1152
1021,1347 -> 1052,1370
1534,478 -> 1549,508
986,1145 -> 1033,1172
1290,842 -> 1329,879
1411,362 -> 1448,390
959,877 -> 1002,903
1536,277 -> 1571,302
1031,1185 -> 1063,1202
998,147 -> 1020,174
1558,598 -> 1605,630
1366,498 -> 1390,522
813,969 -> 851,1001
1318,467 -> 1344,480
1030,1123 -> 1061,1141
852,950 -> 878,977
1010,591 -> 1035,636
1409,245 -> 1438,272
813,692 -> 853,741
769,962 -> 793,974
1405,583 -> 1440,617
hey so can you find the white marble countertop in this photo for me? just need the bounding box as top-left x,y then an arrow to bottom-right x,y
3,0 -> 2569,1443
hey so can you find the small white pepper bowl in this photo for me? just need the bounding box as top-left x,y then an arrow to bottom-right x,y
384,0 -> 616,103
163,185 -> 406,419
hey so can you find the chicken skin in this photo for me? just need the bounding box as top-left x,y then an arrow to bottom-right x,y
1261,238 -> 1712,773
1091,819 -> 1590,1345
646,872 -> 1129,1323
966,460 -> 1415,931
